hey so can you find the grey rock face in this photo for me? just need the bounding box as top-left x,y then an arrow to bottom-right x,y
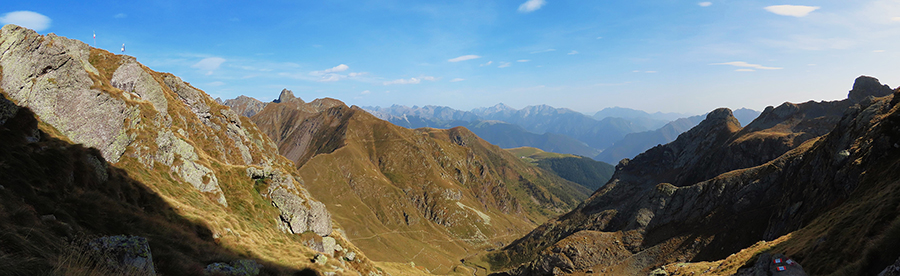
248,166 -> 332,236
89,235 -> 156,276
163,75 -> 211,122
156,130 -> 227,206
204,259 -> 262,276
0,24 -> 136,163
111,58 -> 169,116
222,95 -> 266,118
849,75 -> 894,103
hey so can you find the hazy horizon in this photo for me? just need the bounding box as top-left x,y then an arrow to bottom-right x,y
4,0 -> 899,114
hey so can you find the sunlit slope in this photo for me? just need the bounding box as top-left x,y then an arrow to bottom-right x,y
251,98 -> 590,273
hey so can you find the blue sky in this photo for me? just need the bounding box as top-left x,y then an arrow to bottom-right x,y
3,0 -> 900,115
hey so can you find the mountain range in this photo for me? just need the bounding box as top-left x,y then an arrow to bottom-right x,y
5,23 -> 900,276
227,89 -> 592,273
474,75 -> 900,276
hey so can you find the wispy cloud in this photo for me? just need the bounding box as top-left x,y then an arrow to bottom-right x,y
349,72 -> 368,77
736,69 -> 755,72
764,5 -> 820,17
207,81 -> 225,86
518,0 -> 546,13
873,50 -> 886,53
892,17 -> 900,22
448,55 -> 481,62
480,61 -> 493,67
450,78 -> 465,82
383,76 -> 438,85
530,49 -> 556,54
498,62 -> 512,68
632,70 -> 657,73
711,61 -> 783,70
361,90 -> 371,94
517,59 -> 530,62
567,50 -> 579,55
0,11 -> 51,31
114,13 -> 127,18
698,2 -> 712,7
310,64 -> 349,75
192,57 -> 226,75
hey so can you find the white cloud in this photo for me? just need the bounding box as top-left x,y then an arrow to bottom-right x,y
893,17 -> 900,22
383,76 -> 437,85
480,61 -> 493,67
518,0 -> 546,13
530,49 -> 556,54
498,62 -> 511,68
448,55 -> 481,62
698,2 -> 712,7
0,11 -> 51,31
192,57 -> 226,74
450,78 -> 465,82
114,13 -> 127,18
207,81 -> 225,86
874,50 -> 886,53
711,61 -> 783,70
361,90 -> 371,95
736,69 -> 755,72
764,5 -> 820,17
645,71 -> 658,73
349,72 -> 368,77
517,59 -> 530,62
567,50 -> 579,55
310,64 -> 349,75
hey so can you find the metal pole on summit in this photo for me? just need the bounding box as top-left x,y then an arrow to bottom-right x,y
121,43 -> 125,53
93,31 -> 96,47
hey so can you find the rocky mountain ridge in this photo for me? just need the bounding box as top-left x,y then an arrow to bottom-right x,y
480,75 -> 899,275
0,24 -> 377,275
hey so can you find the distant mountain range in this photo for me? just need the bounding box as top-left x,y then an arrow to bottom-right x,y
363,104 -> 759,164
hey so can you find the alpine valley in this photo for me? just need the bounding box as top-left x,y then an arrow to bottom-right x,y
2,21 -> 900,276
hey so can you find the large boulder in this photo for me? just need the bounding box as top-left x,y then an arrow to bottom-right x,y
89,235 -> 156,276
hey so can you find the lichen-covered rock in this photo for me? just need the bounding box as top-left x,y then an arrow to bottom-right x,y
0,24 -> 136,163
204,259 -> 262,276
111,58 -> 169,116
269,187 -> 331,236
163,75 -> 211,122
89,235 -> 156,276
156,129 -> 226,206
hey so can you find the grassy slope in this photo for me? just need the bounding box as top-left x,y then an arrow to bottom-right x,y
508,147 -> 615,191
253,100 -> 591,274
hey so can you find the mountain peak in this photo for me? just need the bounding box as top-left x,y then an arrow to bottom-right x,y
273,88 -> 301,103
848,75 -> 893,103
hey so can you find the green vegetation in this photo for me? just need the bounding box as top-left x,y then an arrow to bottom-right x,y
508,147 -> 615,191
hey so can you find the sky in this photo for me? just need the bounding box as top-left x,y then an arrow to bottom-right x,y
3,0 -> 900,115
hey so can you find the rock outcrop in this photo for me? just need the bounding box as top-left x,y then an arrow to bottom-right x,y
89,236 -> 156,276
0,24 -> 136,163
